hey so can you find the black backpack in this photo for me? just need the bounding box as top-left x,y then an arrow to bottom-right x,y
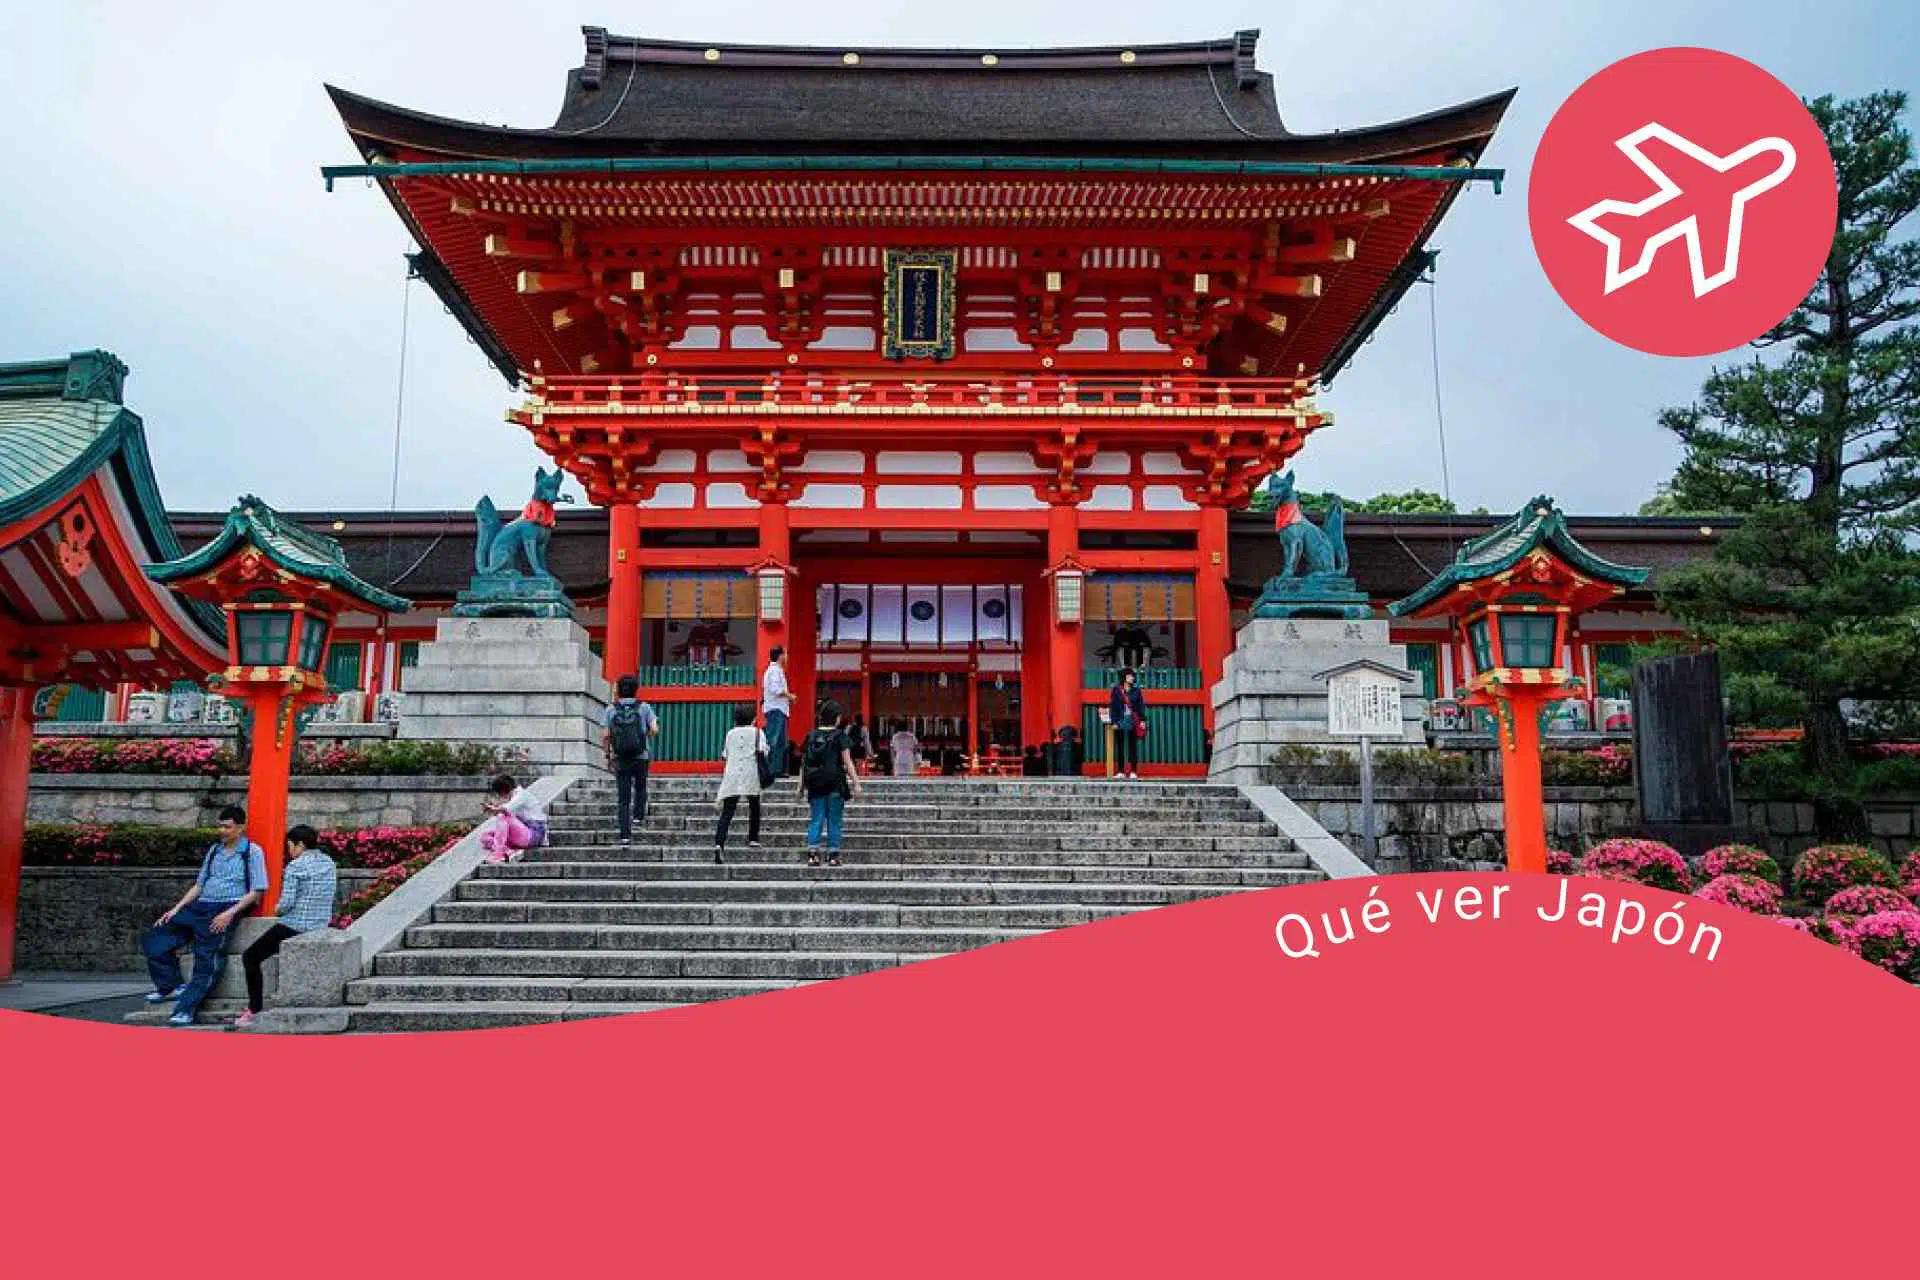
608,701 -> 649,760
801,728 -> 843,793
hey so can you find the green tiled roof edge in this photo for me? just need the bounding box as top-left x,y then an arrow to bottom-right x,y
147,497 -> 411,614
1388,497 -> 1651,617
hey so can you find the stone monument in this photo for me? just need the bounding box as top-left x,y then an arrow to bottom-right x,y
1210,476 -> 1423,784
397,472 -> 608,773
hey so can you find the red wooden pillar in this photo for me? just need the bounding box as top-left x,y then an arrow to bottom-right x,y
1196,504 -> 1232,730
1047,503 -> 1082,761
0,686 -> 35,981
1020,570 -> 1051,751
604,502 -> 642,682
241,691 -> 298,914
788,571 -> 818,742
1494,688 -> 1551,874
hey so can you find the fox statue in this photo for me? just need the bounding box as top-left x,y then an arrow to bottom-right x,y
1264,471 -> 1348,579
474,466 -> 572,579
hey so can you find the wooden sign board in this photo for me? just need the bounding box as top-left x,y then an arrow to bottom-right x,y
1326,669 -> 1405,739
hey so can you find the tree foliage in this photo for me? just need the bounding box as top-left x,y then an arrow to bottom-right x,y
1247,486 -> 1463,515
1653,92 -> 1920,828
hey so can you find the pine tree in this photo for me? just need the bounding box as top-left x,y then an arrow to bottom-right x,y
1654,92 -> 1920,830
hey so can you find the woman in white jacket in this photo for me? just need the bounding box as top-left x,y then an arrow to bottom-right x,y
714,704 -> 770,864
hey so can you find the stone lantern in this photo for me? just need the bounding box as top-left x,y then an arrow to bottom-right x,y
1389,498 -> 1648,872
148,497 -> 408,907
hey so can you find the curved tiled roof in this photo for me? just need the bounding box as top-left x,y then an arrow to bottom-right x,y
1387,498 -> 1653,617
148,497 -> 411,614
328,28 -> 1512,161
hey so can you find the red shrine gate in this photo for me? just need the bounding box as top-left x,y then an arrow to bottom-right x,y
327,28 -> 1509,771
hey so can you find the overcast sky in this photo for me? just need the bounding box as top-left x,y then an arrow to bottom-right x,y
2,1 -> 1913,517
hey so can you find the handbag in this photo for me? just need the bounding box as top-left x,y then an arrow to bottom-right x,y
1134,718 -> 1149,740
755,750 -> 777,788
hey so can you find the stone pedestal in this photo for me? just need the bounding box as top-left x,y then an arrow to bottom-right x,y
397,617 -> 609,773
1210,617 -> 1425,784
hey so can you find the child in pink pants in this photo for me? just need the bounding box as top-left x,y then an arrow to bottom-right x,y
478,774 -> 548,864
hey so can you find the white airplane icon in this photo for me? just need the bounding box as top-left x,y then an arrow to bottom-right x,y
1565,122 -> 1797,298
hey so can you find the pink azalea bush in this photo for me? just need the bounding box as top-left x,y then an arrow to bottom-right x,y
1579,838 -> 1692,893
1831,909 -> 1920,978
1699,843 -> 1780,885
32,737 -> 237,777
332,845 -> 453,928
1902,850 -> 1920,902
1791,844 -> 1898,907
1546,849 -> 1575,875
315,823 -> 465,870
1823,884 -> 1915,920
1695,874 -> 1783,915
1775,915 -> 1818,935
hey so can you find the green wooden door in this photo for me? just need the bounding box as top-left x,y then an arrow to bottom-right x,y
324,642 -> 363,693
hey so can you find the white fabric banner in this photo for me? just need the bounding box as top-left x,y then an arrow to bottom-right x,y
868,585 -> 905,646
905,585 -> 942,646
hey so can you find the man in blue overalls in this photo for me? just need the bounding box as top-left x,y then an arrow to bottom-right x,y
142,804 -> 268,1026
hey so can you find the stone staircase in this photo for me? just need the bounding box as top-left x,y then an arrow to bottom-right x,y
339,776 -> 1322,1031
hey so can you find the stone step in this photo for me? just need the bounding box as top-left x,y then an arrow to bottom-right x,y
346,975 -> 799,1005
518,843 -> 1301,866
529,834 -> 1287,855
558,795 -> 1249,815
341,1002 -> 683,1032
456,878 -> 1260,905
475,861 -> 1319,886
400,922 -> 1043,953
541,821 -> 1274,840
563,783 -> 1244,802
431,900 -> 1162,929
373,947 -> 907,980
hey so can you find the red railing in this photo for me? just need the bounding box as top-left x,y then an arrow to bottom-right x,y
527,372 -> 1318,416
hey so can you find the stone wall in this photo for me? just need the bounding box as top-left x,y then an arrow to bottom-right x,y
16,868 -> 381,973
1287,783 -> 1920,873
27,776 -> 494,830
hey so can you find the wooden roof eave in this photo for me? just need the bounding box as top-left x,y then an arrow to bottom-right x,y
324,82 -> 1513,166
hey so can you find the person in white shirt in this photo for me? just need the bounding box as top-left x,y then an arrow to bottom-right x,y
714,705 -> 770,864
890,722 -> 922,777
479,773 -> 547,864
761,646 -> 793,778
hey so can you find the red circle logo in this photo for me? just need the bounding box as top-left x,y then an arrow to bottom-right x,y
1529,47 -> 1837,357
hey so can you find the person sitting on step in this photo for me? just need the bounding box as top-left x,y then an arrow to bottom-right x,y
478,773 -> 547,864
234,823 -> 338,1029
714,704 -> 770,865
141,804 -> 268,1027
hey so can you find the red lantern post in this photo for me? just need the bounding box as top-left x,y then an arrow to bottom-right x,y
148,498 -> 409,908
1390,499 -> 1649,873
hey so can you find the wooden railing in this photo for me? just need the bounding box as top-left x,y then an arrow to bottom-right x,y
528,372 -> 1319,417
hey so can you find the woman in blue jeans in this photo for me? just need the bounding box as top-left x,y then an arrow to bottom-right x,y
797,699 -> 862,867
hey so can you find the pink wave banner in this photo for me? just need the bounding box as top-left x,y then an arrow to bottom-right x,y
3,873 -> 1914,1274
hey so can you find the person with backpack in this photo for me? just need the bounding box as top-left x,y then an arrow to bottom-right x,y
798,699 -> 861,868
601,673 -> 660,848
141,804 -> 268,1027
234,823 -> 337,1029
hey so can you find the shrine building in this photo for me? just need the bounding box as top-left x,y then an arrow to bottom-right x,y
309,26 -> 1525,772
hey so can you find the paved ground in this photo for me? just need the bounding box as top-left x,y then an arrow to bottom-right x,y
2,973 -> 154,1023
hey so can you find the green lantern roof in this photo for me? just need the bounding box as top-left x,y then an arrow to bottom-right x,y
148,494 -> 411,614
1387,496 -> 1650,617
